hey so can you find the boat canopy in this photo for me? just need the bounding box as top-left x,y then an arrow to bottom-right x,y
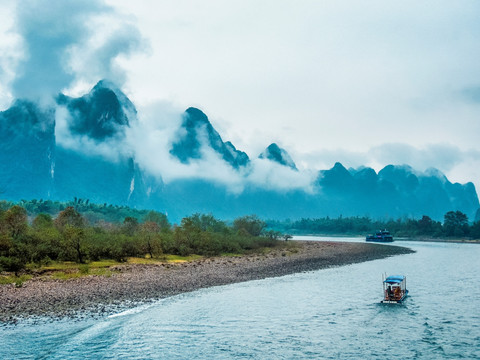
384,275 -> 405,284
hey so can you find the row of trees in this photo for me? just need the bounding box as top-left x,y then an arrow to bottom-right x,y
268,211 -> 480,239
0,199 -> 153,224
0,204 -> 276,274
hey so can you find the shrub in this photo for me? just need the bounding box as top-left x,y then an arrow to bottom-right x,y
0,256 -> 26,275
78,264 -> 89,274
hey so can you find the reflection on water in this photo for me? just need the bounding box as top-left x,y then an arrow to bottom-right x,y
1,239 -> 479,359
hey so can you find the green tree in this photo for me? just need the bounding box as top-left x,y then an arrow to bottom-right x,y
177,217 -> 202,255
417,215 -> 434,235
186,213 -> 228,233
470,222 -> 480,239
61,225 -> 87,263
123,216 -> 139,236
0,233 -> 12,255
0,256 -> 26,276
233,215 -> 266,237
443,211 -> 469,237
139,221 -> 162,258
265,229 -> 281,240
4,205 -> 28,239
33,213 -> 54,229
143,211 -> 170,230
30,225 -> 62,263
55,207 -> 87,263
55,206 -> 85,230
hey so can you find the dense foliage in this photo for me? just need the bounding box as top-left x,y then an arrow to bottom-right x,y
0,198 -> 153,224
0,201 -> 275,274
1,198 -> 478,275
267,211 -> 480,239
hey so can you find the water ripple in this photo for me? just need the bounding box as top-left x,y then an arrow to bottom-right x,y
1,241 -> 479,359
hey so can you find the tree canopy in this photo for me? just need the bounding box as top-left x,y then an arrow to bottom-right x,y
0,202 -> 279,274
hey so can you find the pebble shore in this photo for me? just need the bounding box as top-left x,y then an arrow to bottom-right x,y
0,241 -> 414,323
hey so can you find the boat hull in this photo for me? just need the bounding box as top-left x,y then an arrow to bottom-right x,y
366,237 -> 393,242
366,230 -> 394,242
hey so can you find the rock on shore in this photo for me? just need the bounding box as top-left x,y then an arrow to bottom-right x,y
0,241 -> 414,322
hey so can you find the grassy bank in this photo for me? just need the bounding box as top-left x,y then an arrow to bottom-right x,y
0,205 -> 284,275
1,242 -> 298,286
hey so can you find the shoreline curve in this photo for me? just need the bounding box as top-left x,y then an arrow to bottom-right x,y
0,241 -> 414,323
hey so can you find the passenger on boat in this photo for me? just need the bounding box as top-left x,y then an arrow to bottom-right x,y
394,286 -> 401,299
386,286 -> 393,299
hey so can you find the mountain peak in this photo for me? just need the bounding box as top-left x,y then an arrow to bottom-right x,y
94,79 -> 119,90
56,80 -> 136,140
170,107 -> 249,168
184,107 -> 209,125
332,162 -> 347,171
378,164 -> 419,192
318,162 -> 354,190
259,143 -> 297,170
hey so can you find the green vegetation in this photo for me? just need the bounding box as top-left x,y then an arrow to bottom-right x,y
268,211 -> 480,239
0,198 -> 153,224
0,201 -> 282,281
0,274 -> 32,286
2,198 -> 477,284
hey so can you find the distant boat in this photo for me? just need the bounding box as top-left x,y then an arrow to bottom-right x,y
366,229 -> 393,242
381,275 -> 408,303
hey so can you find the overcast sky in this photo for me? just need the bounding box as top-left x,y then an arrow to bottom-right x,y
1,0 -> 479,194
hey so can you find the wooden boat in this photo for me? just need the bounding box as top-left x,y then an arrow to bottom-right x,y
366,230 -> 393,242
381,275 -> 408,303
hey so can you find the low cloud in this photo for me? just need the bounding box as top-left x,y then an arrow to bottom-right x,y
245,159 -> 316,193
368,143 -> 465,173
9,0 -> 146,103
56,96 -> 480,195
124,101 -> 316,194
55,105 -> 130,162
125,102 -> 242,187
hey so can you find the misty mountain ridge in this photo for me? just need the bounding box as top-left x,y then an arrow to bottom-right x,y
56,80 -> 135,141
259,143 -> 298,170
170,107 -> 249,169
0,80 -> 478,222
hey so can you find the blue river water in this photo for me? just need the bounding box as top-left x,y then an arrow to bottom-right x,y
1,238 -> 479,359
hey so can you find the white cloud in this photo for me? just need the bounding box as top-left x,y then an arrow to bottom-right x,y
0,0 -> 146,105
125,101 -> 246,189
55,105 -> 130,162
125,101 -> 316,193
245,158 -> 316,193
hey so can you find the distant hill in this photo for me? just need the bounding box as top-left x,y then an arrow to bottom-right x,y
170,107 -> 249,169
259,143 -> 297,170
1,80 -> 478,223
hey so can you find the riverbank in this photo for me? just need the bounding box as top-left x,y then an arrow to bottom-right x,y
394,237 -> 480,244
294,234 -> 480,244
0,241 -> 414,323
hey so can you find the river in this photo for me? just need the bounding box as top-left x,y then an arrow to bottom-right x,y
1,238 -> 479,359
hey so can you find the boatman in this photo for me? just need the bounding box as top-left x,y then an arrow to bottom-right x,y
386,286 -> 393,299
394,286 -> 401,299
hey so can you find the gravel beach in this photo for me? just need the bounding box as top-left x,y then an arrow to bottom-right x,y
0,241 -> 413,322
